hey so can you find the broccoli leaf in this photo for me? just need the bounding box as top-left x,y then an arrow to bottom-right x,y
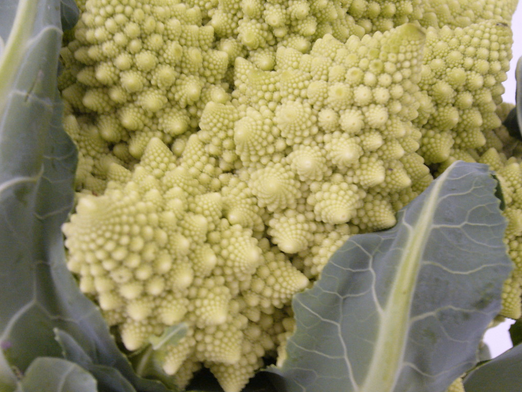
0,348 -> 17,391
18,357 -> 97,392
509,319 -> 522,346
503,57 -> 522,140
129,324 -> 189,391
270,161 -> 512,391
0,1 -> 165,391
463,343 -> 522,391
59,0 -> 80,31
0,1 -> 18,45
518,56 -> 522,134
54,329 -> 136,392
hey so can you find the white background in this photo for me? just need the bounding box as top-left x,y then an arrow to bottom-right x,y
482,3 -> 521,358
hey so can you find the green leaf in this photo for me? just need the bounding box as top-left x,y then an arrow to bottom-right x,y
0,0 -> 74,372
54,329 -> 136,392
130,324 -> 189,392
0,1 -> 19,44
19,357 -> 97,392
270,161 -> 512,391
463,344 -> 522,391
516,56 -> 522,134
491,173 -> 506,211
0,348 -> 17,391
60,0 -> 79,31
478,342 -> 491,362
509,319 -> 522,346
503,57 -> 522,140
0,2 -> 165,391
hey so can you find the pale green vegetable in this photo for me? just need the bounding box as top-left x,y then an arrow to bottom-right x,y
270,161 -> 512,391
1,0 -> 520,390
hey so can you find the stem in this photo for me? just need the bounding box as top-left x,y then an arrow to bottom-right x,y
0,0 -> 39,113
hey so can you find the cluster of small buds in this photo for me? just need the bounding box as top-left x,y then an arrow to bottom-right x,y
59,0 -> 520,390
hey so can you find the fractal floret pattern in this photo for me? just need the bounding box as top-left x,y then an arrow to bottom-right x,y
63,138 -> 309,390
59,0 -> 520,390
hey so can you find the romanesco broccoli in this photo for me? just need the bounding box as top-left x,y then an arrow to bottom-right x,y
58,0 -> 520,390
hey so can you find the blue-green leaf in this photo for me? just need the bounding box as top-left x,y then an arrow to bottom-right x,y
0,349 -> 17,391
19,357 -> 97,392
60,0 -> 79,31
0,1 -> 19,44
129,325 -> 189,392
54,329 -> 136,392
509,318 -> 522,346
503,57 -> 522,140
515,57 -> 522,132
0,2 -> 165,391
270,161 -> 512,391
464,343 -> 522,391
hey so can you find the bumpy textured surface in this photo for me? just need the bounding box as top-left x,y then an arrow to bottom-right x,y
420,0 -> 518,28
63,138 -> 307,390
415,21 -> 512,164
60,0 -> 519,390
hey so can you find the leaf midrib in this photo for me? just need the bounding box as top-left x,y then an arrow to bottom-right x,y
360,167 -> 450,391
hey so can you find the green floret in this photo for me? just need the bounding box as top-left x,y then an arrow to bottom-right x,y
60,0 -> 232,181
61,9 -> 434,388
63,137 -> 309,390
415,20 -> 513,164
420,0 -> 518,28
